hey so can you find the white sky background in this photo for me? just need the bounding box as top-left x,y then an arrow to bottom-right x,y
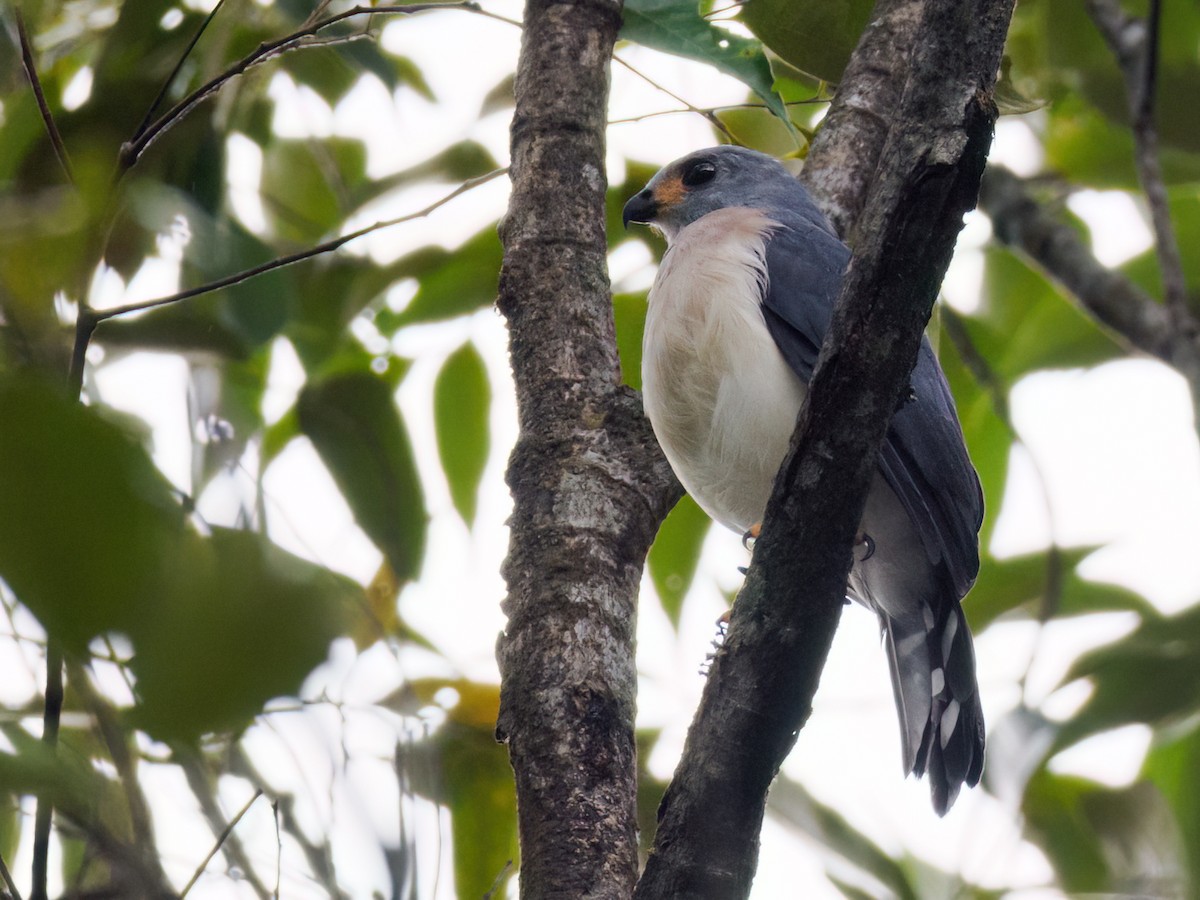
6,0 -> 1200,897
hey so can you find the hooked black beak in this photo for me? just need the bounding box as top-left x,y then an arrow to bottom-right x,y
622,189 -> 658,228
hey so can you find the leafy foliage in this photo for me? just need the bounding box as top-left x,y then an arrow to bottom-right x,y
1,0 -> 1199,896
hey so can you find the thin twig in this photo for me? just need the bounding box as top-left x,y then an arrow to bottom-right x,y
15,8 -> 74,185
176,750 -> 272,900
0,851 -> 23,900
481,861 -> 513,900
66,661 -> 165,885
1087,0 -> 1191,326
179,789 -> 265,899
29,642 -> 62,900
119,2 -> 487,171
611,55 -> 738,143
608,97 -> 825,126
92,168 -> 506,323
132,0 -> 230,142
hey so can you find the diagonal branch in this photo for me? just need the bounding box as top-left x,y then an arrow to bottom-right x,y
801,0 -> 924,238
91,169 -> 505,324
118,2 -> 491,172
634,0 -> 1015,894
132,0 -> 230,142
979,164 -> 1200,432
979,167 -> 1175,359
15,8 -> 74,185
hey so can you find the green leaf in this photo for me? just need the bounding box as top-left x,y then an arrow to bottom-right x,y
350,140 -> 500,212
1023,772 -> 1185,894
1120,191 -> 1200,305
965,247 -> 1124,383
375,228 -> 503,330
1059,605 -> 1200,747
1143,724 -> 1200,893
297,370 -> 427,580
739,0 -> 873,84
434,343 -> 491,526
1022,770 -> 1111,891
937,311 -> 1013,549
612,292 -> 648,390
0,375 -> 183,653
621,0 -> 792,128
129,527 -> 353,740
647,495 -> 710,626
967,547 -> 1155,633
261,139 -> 352,242
402,682 -> 517,900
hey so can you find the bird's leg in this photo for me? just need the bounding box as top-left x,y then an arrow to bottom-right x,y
741,522 -> 761,551
854,531 -> 876,561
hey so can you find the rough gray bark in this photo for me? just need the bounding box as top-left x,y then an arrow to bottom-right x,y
494,0 -> 680,896
633,1 -> 1016,896
801,0 -> 924,238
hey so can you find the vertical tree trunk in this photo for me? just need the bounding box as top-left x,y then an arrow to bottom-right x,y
496,0 -> 679,896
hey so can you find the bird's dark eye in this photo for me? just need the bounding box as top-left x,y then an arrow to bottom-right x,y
682,161 -> 717,188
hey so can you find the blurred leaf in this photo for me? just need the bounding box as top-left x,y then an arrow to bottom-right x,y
434,343 -> 491,526
769,776 -> 918,900
1023,772 -> 1186,895
937,311 -> 1013,549
968,547 -> 1155,632
0,374 -> 183,653
350,558 -> 439,650
129,527 -> 353,740
286,256 -> 397,372
261,404 -> 301,468
980,704 -> 1058,807
375,228 -> 502,330
739,0 -> 873,85
1120,191 -> 1200,306
964,247 -> 1124,383
297,370 -> 427,580
400,678 -> 501,730
409,721 -> 516,899
1143,724 -> 1200,893
401,681 -> 515,898
647,494 -> 710,626
261,139 -> 347,242
1059,605 -> 1200,746
1023,770 -> 1114,891
612,292 -> 648,390
481,73 -> 516,115
352,140 -> 499,210
621,0 -> 792,128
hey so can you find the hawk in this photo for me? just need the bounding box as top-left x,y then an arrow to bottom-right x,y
623,146 -> 985,815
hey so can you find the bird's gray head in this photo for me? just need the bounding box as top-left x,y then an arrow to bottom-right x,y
622,146 -> 821,242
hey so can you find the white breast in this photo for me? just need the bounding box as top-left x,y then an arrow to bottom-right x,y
642,207 -> 807,534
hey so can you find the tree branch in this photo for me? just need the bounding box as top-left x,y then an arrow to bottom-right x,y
634,0 -> 1014,895
494,0 -> 680,895
801,0 -> 924,237
118,2 -> 489,172
978,167 -> 1175,359
1086,0 -> 1192,328
978,165 -> 1200,427
15,8 -> 74,186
